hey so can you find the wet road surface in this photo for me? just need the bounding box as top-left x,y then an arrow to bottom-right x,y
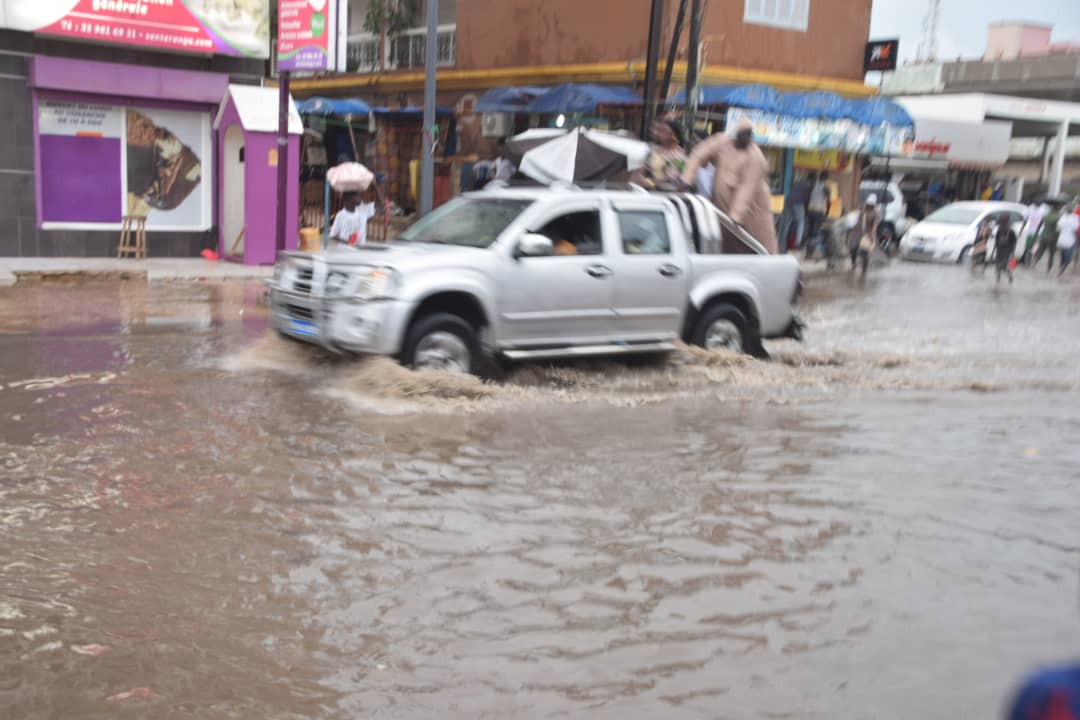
1,263 -> 1079,719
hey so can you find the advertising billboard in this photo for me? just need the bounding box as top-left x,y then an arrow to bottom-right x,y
277,0 -> 346,71
3,0 -> 269,58
38,100 -> 212,231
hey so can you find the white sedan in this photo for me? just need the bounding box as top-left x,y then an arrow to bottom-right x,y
899,201 -> 1027,264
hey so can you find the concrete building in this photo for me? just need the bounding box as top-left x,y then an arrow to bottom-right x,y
299,0 -> 875,100
882,22 -> 1080,197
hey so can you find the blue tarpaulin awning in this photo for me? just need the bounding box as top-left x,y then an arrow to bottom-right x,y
668,85 -> 915,130
475,86 -> 549,113
671,84 -> 787,113
779,91 -> 859,121
852,97 -> 915,128
296,96 -> 372,116
527,83 -> 643,114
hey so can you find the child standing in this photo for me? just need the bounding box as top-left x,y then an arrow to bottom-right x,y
329,191 -> 376,246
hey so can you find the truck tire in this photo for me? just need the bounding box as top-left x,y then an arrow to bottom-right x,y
402,312 -> 492,377
691,303 -> 762,357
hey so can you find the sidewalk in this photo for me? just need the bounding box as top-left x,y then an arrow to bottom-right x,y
0,258 -> 274,285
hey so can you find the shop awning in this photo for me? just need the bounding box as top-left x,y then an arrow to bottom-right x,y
296,97 -> 372,116
854,97 -> 915,129
475,86 -> 549,113
670,84 -> 786,113
669,85 -> 915,131
527,83 -> 642,114
780,91 -> 860,121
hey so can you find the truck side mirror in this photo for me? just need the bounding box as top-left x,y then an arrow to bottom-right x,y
516,233 -> 554,259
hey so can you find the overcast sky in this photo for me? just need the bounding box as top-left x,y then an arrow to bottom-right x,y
869,0 -> 1080,64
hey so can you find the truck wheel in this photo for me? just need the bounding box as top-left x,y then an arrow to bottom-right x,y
403,312 -> 489,377
692,303 -> 759,357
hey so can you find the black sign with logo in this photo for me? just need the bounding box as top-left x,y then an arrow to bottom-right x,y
865,39 -> 899,72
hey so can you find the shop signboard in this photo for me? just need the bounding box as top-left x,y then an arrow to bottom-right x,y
864,39 -> 899,72
793,150 -> 855,174
3,0 -> 270,57
37,100 -> 212,231
726,107 -> 914,157
277,0 -> 347,71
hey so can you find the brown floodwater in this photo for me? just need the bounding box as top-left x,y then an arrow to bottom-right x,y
1,264 -> 1079,719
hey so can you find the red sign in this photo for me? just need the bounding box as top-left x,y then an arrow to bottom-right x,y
4,0 -> 269,57
914,139 -> 952,158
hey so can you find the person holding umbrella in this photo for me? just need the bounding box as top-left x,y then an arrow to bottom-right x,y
682,117 -> 778,254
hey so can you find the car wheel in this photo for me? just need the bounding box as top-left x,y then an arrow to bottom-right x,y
403,312 -> 488,376
692,303 -> 759,357
957,245 -> 972,265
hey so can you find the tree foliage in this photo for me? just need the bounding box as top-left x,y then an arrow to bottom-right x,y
363,0 -> 422,36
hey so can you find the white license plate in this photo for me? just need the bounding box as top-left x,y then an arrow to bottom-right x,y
290,319 -> 317,337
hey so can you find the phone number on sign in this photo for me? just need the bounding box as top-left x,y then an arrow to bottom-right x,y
57,19 -> 213,50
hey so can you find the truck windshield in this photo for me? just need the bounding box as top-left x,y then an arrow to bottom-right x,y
399,197 -> 534,248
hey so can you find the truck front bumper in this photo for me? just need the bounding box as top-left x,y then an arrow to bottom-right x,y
268,284 -> 414,356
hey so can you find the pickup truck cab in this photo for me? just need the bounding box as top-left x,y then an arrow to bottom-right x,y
268,186 -> 802,375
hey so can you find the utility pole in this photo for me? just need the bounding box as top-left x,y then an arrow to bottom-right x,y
683,0 -> 702,145
641,0 -> 665,139
420,0 -> 438,214
917,0 -> 941,63
275,71 -> 290,253
660,0 -> 689,107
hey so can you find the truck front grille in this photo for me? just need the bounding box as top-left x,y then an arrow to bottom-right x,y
284,304 -> 314,321
293,267 -> 314,294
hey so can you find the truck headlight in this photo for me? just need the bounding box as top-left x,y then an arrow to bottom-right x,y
354,268 -> 397,300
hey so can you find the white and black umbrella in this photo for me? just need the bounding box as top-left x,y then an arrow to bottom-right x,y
510,128 -> 649,185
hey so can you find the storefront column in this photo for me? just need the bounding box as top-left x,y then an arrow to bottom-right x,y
1048,120 -> 1069,197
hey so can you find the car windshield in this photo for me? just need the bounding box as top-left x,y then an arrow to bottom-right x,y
923,206 -> 984,225
398,197 -> 534,248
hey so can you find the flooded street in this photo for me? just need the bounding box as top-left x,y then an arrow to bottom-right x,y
2,263 -> 1079,719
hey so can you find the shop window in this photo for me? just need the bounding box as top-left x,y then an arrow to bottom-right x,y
744,0 -> 809,32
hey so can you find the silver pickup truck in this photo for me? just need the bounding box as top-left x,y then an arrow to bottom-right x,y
268,187 -> 802,375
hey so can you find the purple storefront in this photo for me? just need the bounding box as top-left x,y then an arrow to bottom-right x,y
22,56 -> 298,263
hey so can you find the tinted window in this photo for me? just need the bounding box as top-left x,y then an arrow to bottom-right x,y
535,210 -> 603,256
619,211 -> 671,255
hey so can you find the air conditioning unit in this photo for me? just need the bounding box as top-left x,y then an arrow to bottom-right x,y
481,112 -> 512,138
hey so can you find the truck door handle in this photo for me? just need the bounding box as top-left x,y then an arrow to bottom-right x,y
658,263 -> 683,277
585,264 -> 613,278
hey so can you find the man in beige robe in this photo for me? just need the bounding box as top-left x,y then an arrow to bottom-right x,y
682,117 -> 779,254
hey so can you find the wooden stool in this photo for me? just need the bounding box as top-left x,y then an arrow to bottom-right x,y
117,215 -> 148,259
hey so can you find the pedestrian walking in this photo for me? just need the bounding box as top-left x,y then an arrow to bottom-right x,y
1020,201 -> 1048,266
1034,206 -> 1062,273
778,172 -> 811,255
993,212 -> 1018,284
806,172 -> 829,252
849,194 -> 880,277
682,117 -> 778,254
1055,205 -> 1079,275
971,217 -> 993,273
